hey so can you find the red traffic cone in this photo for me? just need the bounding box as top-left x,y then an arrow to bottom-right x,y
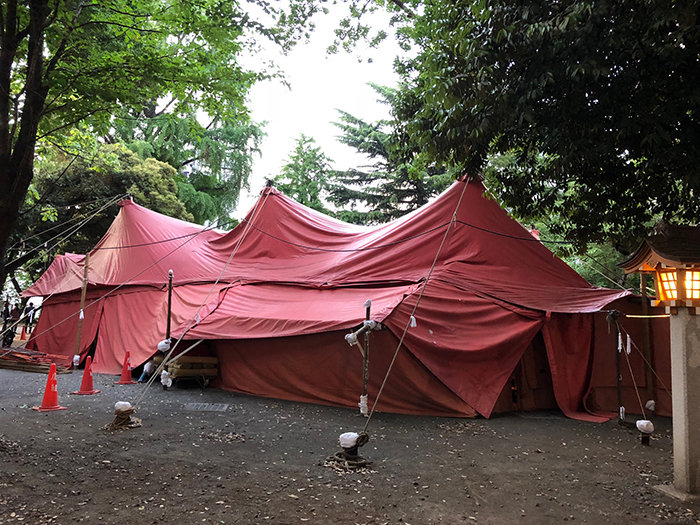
114,350 -> 137,385
72,356 -> 101,395
32,363 -> 68,412
20,326 -> 26,340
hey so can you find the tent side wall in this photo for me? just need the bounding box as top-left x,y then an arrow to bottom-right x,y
26,284 -> 230,375
210,330 -> 479,417
585,296 -> 671,417
26,289 -> 106,367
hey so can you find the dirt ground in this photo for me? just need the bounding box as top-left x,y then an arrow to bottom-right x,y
0,368 -> 699,525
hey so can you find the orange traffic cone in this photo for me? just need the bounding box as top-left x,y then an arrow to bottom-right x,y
32,363 -> 68,412
72,356 -> 101,395
20,326 -> 26,340
114,350 -> 137,385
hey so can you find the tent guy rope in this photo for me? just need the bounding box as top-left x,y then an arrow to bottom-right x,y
23,200 -> 235,348
618,323 -> 672,399
362,176 -> 473,434
6,193 -> 128,270
130,188 -> 274,408
621,332 -> 647,419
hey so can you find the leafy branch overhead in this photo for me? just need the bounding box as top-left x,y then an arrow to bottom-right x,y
388,0 -> 700,250
0,0 -> 323,290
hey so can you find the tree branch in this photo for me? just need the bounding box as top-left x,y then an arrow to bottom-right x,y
154,96 -> 176,117
388,0 -> 415,18
37,107 -> 111,139
44,1 -> 85,77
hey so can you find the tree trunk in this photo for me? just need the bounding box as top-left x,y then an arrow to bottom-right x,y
0,0 -> 50,291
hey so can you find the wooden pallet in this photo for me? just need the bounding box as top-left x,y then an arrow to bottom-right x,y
153,355 -> 218,381
0,357 -> 71,374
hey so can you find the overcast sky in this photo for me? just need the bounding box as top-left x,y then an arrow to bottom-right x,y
234,10 -> 405,217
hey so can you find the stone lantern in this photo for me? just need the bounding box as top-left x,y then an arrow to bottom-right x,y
622,221 -> 700,500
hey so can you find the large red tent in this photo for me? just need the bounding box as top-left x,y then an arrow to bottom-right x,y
24,177 -> 670,420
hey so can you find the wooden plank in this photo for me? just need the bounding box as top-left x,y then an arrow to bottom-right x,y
167,362 -> 216,370
168,368 -> 218,379
0,361 -> 72,374
170,356 -> 218,365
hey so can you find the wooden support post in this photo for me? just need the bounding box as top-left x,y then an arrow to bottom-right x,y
74,253 -> 90,363
166,269 -> 174,340
615,320 -> 623,422
362,301 -> 371,399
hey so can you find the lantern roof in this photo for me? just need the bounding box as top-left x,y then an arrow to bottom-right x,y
621,220 -> 700,274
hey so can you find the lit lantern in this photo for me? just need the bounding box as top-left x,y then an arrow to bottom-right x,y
622,221 -> 700,310
654,268 -> 700,304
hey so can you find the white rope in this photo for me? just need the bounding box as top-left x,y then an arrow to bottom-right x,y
621,330 -> 647,419
131,339 -> 205,407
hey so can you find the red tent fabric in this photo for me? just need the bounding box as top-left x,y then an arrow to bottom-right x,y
25,177 -> 639,419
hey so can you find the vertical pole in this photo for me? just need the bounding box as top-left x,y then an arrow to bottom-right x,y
362,300 -> 371,398
74,253 -> 90,363
615,321 -> 623,422
166,270 -> 174,341
640,274 -> 655,399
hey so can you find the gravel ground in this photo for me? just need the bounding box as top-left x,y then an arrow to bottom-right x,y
0,368 -> 699,525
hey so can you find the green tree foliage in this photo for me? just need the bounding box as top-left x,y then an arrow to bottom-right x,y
0,0 -> 310,289
390,0 -> 700,250
330,85 -> 453,224
275,135 -> 335,215
11,142 -> 192,280
523,219 -> 639,290
112,114 -> 264,224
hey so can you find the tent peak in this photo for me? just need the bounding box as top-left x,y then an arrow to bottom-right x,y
118,195 -> 135,207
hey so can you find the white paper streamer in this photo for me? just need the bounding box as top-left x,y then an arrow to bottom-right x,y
410,315 -> 417,328
359,395 -> 368,416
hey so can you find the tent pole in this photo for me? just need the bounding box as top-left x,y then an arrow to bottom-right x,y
166,270 -> 173,340
74,253 -> 90,365
616,321 -> 623,423
362,301 -> 371,399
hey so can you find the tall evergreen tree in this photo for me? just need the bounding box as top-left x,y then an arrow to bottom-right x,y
112,114 -> 264,224
330,85 -> 453,225
275,135 -> 335,215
